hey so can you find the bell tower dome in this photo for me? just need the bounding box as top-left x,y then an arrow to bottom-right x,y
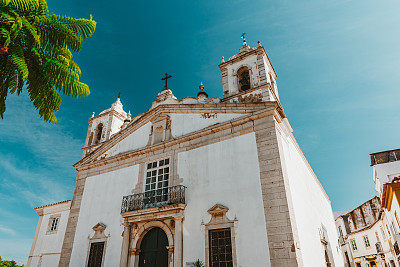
82,97 -> 129,157
219,37 -> 279,103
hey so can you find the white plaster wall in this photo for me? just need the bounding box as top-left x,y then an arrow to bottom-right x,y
386,193 -> 400,235
276,126 -> 344,267
170,113 -> 245,139
30,207 -> 70,267
177,133 -> 271,266
101,122 -> 152,159
335,217 -> 349,237
373,161 -> 400,196
110,116 -> 124,137
69,165 -> 139,267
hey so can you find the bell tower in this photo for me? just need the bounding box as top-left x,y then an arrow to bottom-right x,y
82,97 -> 129,157
219,37 -> 279,103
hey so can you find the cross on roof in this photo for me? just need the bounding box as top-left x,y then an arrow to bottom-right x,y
161,73 -> 172,91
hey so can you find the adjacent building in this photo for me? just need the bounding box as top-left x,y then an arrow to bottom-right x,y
372,149 -> 400,263
27,39 -> 343,267
335,197 -> 397,267
27,201 -> 71,267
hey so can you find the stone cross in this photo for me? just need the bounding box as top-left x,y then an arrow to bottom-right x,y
161,73 -> 172,91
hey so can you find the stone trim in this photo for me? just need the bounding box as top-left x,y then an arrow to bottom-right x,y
76,102 -> 277,167
204,204 -> 238,267
27,215 -> 44,267
58,176 -> 87,267
122,204 -> 185,267
253,116 -> 302,266
46,214 -> 61,235
84,223 -> 108,267
218,46 -> 277,78
76,107 -> 279,176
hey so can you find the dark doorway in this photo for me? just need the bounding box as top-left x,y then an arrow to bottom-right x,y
139,227 -> 169,267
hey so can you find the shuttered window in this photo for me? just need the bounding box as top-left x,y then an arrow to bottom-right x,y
209,228 -> 233,267
87,242 -> 105,267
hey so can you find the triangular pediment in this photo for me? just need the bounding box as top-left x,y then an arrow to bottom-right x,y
208,204 -> 229,215
92,222 -> 106,231
75,103 -> 277,168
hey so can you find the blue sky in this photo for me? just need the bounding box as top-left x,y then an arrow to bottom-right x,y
1,0 -> 400,263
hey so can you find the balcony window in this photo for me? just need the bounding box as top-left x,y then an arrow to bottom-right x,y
145,158 -> 170,204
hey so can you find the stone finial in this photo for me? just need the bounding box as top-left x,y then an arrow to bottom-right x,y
199,82 -> 205,91
197,82 -> 208,98
221,56 -> 225,63
91,112 -> 95,118
258,41 -> 261,48
127,110 -> 131,119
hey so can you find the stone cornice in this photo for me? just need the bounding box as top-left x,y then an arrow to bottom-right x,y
218,46 -> 277,78
89,109 -> 126,122
75,102 -> 279,168
74,106 -> 281,172
121,204 -> 186,222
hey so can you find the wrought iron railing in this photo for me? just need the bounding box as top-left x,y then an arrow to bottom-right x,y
121,185 -> 186,213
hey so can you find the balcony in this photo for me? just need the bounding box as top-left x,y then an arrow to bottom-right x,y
121,185 -> 186,213
370,149 -> 400,165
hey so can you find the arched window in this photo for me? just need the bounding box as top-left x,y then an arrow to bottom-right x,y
237,67 -> 251,91
94,123 -> 103,145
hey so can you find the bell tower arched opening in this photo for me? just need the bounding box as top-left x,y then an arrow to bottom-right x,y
93,123 -> 103,145
237,66 -> 251,91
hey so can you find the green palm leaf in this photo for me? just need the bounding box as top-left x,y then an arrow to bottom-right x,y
0,0 -> 96,122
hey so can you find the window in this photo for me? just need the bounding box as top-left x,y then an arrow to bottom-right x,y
144,158 -> 170,206
209,228 -> 233,267
363,235 -> 371,248
356,263 -> 361,267
49,217 -> 59,231
87,242 -> 105,267
394,241 -> 400,255
350,239 -> 358,251
344,251 -> 351,267
338,226 -> 343,237
46,215 -> 61,234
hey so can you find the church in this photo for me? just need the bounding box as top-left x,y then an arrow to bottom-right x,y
27,38 -> 344,267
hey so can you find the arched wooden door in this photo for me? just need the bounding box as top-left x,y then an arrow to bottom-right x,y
138,227 -> 169,267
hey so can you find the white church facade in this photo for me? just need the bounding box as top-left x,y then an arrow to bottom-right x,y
27,39 -> 344,267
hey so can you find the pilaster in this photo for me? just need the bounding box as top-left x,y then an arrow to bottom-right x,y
58,176 -> 87,267
254,116 -> 302,266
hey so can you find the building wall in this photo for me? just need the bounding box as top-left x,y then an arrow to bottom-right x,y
28,203 -> 70,267
69,165 -> 139,267
347,218 -> 395,266
276,121 -> 344,267
101,122 -> 152,158
178,132 -> 270,266
374,161 -> 400,196
69,133 -> 271,266
170,113 -> 244,138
